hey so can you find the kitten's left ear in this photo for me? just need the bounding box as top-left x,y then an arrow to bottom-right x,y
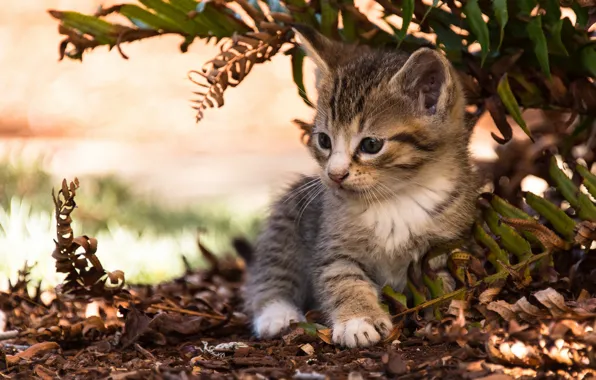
292,24 -> 340,76
390,48 -> 456,116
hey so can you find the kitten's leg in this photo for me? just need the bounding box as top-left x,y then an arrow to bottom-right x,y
317,255 -> 393,348
244,205 -> 309,339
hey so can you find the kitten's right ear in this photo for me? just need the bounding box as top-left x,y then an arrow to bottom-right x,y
292,24 -> 337,75
389,48 -> 455,116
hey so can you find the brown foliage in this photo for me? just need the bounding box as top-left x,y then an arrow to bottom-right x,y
189,27 -> 290,121
51,179 -> 126,300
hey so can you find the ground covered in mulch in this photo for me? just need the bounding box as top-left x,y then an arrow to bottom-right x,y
1,252 -> 595,380
0,257 -> 458,380
3,179 -> 596,379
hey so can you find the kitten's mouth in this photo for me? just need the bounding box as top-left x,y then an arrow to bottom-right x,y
323,178 -> 366,197
330,183 -> 362,196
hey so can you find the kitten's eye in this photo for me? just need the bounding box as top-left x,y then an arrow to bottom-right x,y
318,133 -> 332,150
360,137 -> 384,154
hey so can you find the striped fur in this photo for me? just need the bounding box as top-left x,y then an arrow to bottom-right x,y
244,26 -> 479,348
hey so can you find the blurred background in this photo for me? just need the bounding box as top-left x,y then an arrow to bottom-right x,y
1,0 -> 528,288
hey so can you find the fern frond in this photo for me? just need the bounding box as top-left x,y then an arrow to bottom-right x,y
188,27 -> 290,121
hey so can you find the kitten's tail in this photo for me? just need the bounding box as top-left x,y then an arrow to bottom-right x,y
232,237 -> 254,265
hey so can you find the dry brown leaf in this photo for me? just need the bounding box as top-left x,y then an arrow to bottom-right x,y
485,95 -> 513,144
550,319 -> 585,339
34,365 -> 56,380
6,342 -> 60,364
487,300 -> 517,321
488,296 -> 549,323
476,375 -> 515,380
121,308 -> 152,349
299,343 -> 315,356
447,299 -> 469,318
479,286 -> 503,304
382,351 -> 408,376
575,221 -> 596,247
316,328 -> 332,344
577,289 -> 591,302
533,288 -> 571,317
513,297 -> 549,322
304,309 -> 324,323
282,327 -> 305,345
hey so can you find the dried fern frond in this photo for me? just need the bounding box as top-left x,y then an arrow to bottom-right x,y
51,178 -> 127,300
189,26 -> 291,122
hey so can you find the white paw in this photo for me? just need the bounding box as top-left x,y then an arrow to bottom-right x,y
332,315 -> 392,348
253,301 -> 304,339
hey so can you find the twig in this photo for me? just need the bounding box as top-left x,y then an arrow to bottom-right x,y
134,343 -> 156,361
148,304 -> 226,320
392,250 -> 552,319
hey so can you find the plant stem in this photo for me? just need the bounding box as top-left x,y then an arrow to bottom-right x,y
392,250 -> 552,320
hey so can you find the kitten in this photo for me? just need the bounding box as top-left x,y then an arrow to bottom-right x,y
244,25 -> 478,348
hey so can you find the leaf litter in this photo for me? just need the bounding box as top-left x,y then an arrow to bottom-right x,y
2,179 -> 596,379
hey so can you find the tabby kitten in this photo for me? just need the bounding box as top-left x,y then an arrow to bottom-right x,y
244,25 -> 478,348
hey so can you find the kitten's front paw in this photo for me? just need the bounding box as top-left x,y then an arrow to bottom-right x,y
332,314 -> 393,348
253,301 -> 305,339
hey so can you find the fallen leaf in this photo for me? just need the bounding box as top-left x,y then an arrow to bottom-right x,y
533,288 -> 571,317
512,297 -> 549,321
476,375 -> 515,380
34,365 -> 56,380
316,328 -> 332,345
488,301 -> 516,321
81,316 -> 107,337
121,308 -> 152,348
479,286 -> 503,304
447,299 -> 469,319
304,310 -> 324,323
149,312 -> 205,335
578,289 -> 591,302
383,351 -> 407,376
283,327 -> 306,345
299,343 -> 315,356
6,342 -> 60,364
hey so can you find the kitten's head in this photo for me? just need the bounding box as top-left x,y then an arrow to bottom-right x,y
294,25 -> 468,200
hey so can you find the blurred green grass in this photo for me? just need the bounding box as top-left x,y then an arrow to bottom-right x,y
0,158 -> 262,288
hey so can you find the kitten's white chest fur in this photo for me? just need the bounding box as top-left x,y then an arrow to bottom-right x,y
359,176 -> 454,255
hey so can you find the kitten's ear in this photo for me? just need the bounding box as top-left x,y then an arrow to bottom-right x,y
390,48 -> 455,116
292,24 -> 339,75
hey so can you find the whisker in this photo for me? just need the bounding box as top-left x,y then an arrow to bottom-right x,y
292,181 -> 323,210
375,183 -> 395,200
295,184 -> 325,226
369,185 -> 382,206
284,178 -> 322,204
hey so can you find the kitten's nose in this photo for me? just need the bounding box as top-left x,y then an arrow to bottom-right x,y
328,171 -> 349,184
